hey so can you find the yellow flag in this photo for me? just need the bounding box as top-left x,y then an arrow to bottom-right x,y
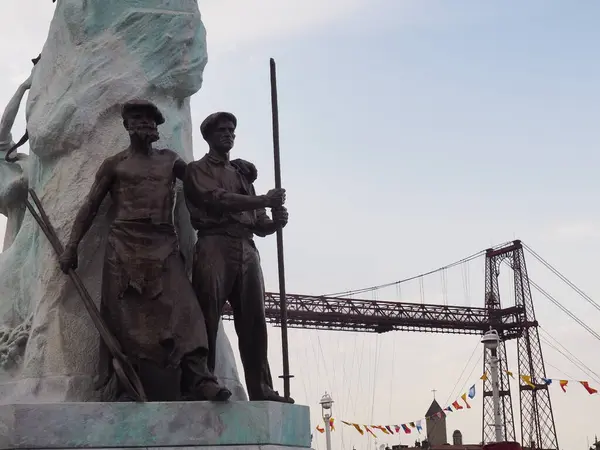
461,392 -> 472,408
521,375 -> 536,388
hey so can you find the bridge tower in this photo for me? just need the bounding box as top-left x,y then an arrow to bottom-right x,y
482,240 -> 558,449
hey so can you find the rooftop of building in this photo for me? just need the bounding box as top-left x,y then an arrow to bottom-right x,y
425,398 -> 444,417
404,446 -> 482,450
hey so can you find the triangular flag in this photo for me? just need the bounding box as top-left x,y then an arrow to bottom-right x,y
468,384 -> 476,399
352,423 -> 364,435
521,375 -> 536,389
507,370 -> 514,379
461,393 -> 471,408
385,425 -> 395,434
410,422 -> 416,428
542,378 -> 552,385
415,420 -> 423,433
394,425 -> 401,433
372,425 -> 389,435
445,406 -> 453,412
364,426 -> 376,437
559,380 -> 568,392
580,381 -> 598,395
481,373 -> 488,381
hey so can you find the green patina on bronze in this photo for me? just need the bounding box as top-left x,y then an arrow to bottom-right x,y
3,401 -> 312,449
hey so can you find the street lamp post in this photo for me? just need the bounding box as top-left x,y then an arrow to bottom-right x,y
320,392 -> 334,450
481,328 -> 504,443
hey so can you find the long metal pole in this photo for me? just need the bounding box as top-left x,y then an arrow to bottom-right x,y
324,415 -> 332,450
490,348 -> 504,442
269,57 -> 292,398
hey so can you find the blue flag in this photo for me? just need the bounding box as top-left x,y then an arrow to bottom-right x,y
468,384 -> 476,399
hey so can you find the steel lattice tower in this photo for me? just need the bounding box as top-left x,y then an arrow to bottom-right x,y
482,254 -> 516,443
481,241 -> 558,449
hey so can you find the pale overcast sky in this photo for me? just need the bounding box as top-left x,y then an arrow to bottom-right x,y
1,1 -> 600,449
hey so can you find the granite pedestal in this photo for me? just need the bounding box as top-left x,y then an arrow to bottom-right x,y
0,401 -> 312,449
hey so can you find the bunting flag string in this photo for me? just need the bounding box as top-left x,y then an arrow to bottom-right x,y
480,371 -> 599,395
316,370 -> 599,438
315,417 -> 335,434
315,383 -> 477,437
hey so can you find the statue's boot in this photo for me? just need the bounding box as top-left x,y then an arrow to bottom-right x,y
262,389 -> 294,404
117,392 -> 136,402
181,347 -> 232,401
251,385 -> 294,404
195,379 -> 232,402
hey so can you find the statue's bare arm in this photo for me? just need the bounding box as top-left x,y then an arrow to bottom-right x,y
183,162 -> 272,213
65,159 -> 115,250
0,81 -> 30,148
253,208 -> 277,237
173,157 -> 187,181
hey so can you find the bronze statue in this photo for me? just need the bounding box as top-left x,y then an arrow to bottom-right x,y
183,112 -> 293,403
59,100 -> 231,402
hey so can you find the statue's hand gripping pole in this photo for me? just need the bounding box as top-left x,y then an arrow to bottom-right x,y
23,188 -> 147,402
4,131 -> 28,163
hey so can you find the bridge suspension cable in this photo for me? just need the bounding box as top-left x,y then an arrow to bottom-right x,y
326,246 -> 491,297
428,339 -> 483,439
523,242 -> 600,313
323,240 -> 600,342
498,259 -> 600,343
539,327 -> 600,385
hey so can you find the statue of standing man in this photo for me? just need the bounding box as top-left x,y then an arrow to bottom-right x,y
59,100 -> 231,402
183,112 -> 293,403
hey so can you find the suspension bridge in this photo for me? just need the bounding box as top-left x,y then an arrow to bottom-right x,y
222,239 -> 600,450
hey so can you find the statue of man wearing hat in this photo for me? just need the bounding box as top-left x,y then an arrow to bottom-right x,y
58,99 -> 231,402
183,111 -> 293,403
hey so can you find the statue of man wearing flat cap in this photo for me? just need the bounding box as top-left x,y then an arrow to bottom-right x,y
183,111 -> 293,403
59,100 -> 232,402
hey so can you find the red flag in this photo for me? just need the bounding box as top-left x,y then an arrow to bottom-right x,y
316,425 -> 325,433
461,393 -> 471,409
580,381 -> 598,395
364,426 -> 377,437
559,380 -> 568,392
394,425 -> 401,433
452,401 -> 463,410
402,424 -> 411,434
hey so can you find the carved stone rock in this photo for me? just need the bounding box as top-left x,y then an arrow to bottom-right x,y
0,0 -> 245,402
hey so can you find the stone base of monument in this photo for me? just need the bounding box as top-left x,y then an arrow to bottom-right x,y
0,401 -> 313,449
